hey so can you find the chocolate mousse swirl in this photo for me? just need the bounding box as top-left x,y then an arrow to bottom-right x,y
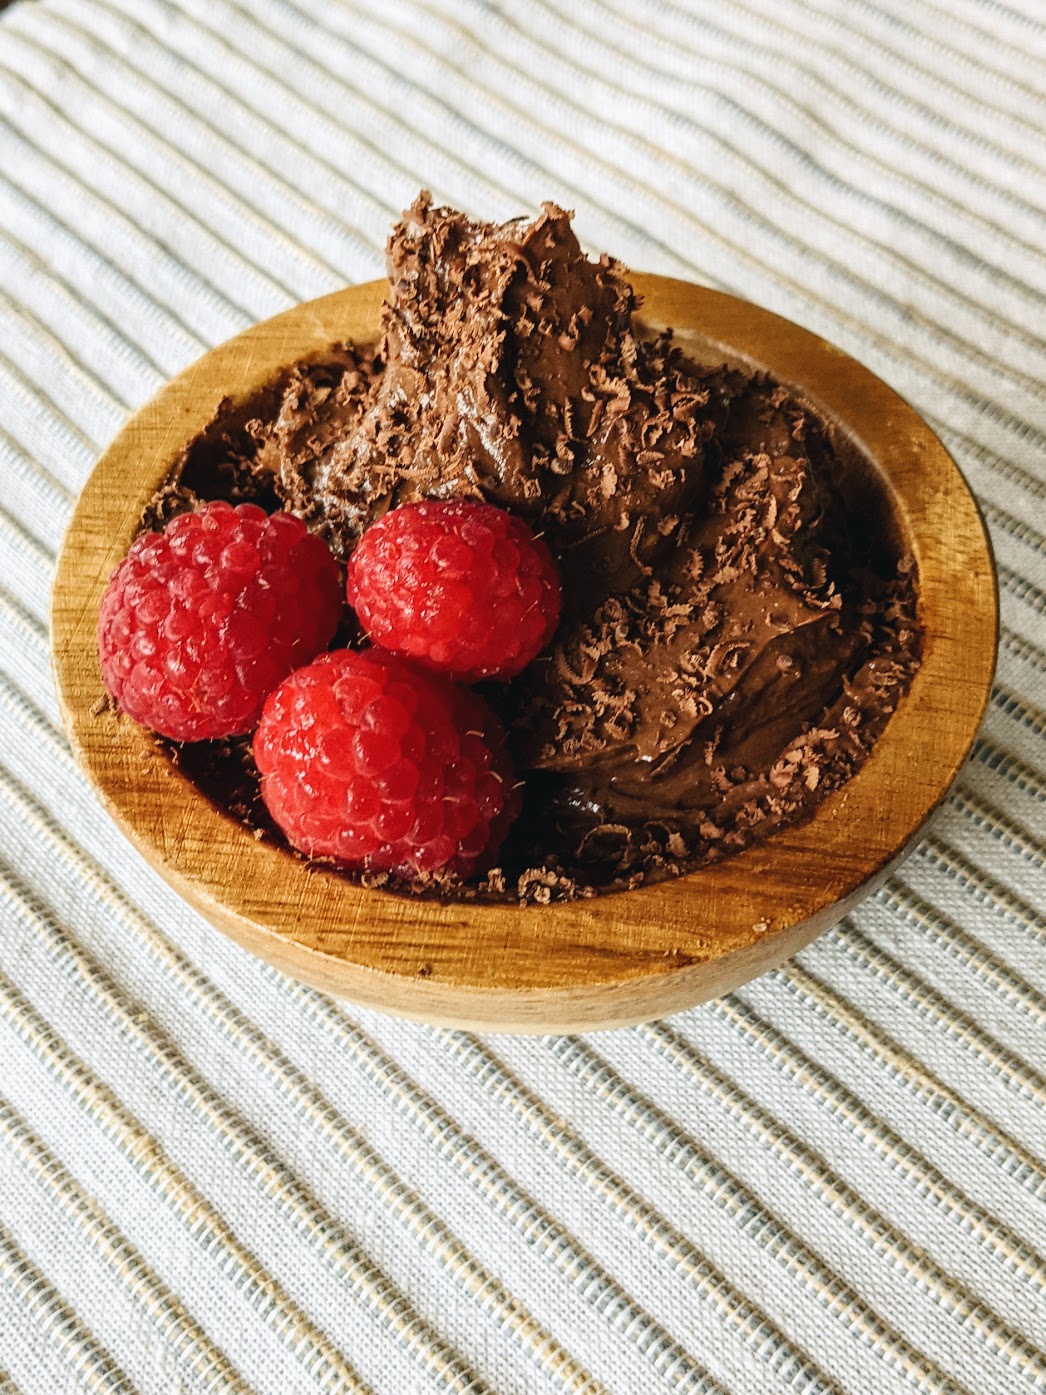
275,192 -> 715,601
515,377 -> 918,876
168,194 -> 920,900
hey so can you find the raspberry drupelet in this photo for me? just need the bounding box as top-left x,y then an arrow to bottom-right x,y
253,648 -> 519,878
98,500 -> 342,742
346,499 -> 561,683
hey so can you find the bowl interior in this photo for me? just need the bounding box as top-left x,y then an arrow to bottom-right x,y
50,276 -> 998,1032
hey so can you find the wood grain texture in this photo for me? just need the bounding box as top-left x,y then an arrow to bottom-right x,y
50,276 -> 998,1032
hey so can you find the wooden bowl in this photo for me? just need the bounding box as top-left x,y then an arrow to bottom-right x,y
50,276 -> 997,1033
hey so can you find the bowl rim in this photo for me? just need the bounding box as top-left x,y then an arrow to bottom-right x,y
50,275 -> 998,1032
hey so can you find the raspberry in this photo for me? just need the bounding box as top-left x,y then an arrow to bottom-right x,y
346,499 -> 561,682
98,500 -> 343,741
252,648 -> 520,878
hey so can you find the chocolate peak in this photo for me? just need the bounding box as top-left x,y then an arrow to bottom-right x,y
283,193 -> 716,600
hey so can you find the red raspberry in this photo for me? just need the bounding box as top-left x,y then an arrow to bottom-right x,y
98,500 -> 342,741
346,499 -> 561,682
252,648 -> 519,878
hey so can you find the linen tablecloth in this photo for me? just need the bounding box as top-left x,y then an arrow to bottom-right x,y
1,0 -> 1044,1390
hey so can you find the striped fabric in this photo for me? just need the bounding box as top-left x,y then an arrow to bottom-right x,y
0,0 -> 1044,1390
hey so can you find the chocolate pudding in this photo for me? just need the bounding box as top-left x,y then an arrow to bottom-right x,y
153,194 -> 921,903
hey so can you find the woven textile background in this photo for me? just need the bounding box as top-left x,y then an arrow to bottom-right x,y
0,0 -> 1044,1391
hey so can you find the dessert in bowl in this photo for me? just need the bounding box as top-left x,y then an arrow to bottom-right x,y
51,195 -> 997,1031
